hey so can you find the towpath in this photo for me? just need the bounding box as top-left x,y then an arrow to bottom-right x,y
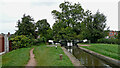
25,48 -> 36,68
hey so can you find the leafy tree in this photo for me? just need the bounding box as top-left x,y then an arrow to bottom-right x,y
52,1 -> 86,41
36,19 -> 51,41
52,1 -> 107,43
46,28 -> 53,40
52,21 -> 67,41
59,27 -> 76,40
52,1 -> 86,33
15,14 -> 36,38
81,11 -> 107,43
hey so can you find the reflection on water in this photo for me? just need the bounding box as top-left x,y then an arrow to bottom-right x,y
68,49 -> 73,53
65,46 -> 118,68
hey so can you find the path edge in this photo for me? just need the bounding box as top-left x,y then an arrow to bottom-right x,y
25,48 -> 36,68
61,47 -> 85,67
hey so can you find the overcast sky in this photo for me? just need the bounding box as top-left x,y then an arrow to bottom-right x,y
0,0 -> 119,34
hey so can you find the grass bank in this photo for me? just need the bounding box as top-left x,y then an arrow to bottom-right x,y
34,44 -> 73,66
2,47 -> 31,67
2,44 -> 74,67
78,43 -> 120,60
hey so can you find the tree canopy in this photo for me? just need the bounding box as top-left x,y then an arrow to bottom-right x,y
81,11 -> 107,42
15,14 -> 36,38
52,1 -> 107,43
15,15 -> 52,41
36,19 -> 52,41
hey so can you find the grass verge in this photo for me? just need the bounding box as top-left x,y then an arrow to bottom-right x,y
2,47 -> 31,67
33,44 -> 74,66
78,43 -> 120,60
0,55 -> 2,68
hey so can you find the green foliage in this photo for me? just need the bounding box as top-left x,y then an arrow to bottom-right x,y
37,36 -> 47,43
10,35 -> 33,50
97,38 -> 119,44
81,11 -> 107,43
36,19 -> 52,41
15,14 -> 36,38
77,34 -> 84,40
118,31 -> 120,45
52,1 -> 85,41
52,1 -> 107,43
8,34 -> 16,40
46,28 -> 53,40
53,25 -> 77,41
13,14 -> 53,46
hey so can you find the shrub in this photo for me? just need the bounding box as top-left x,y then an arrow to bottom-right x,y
10,35 -> 33,50
32,36 -> 47,45
37,36 -> 47,43
97,38 -> 119,44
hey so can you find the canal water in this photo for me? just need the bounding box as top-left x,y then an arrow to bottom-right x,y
65,46 -> 118,68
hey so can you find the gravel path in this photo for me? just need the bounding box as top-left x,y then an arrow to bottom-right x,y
25,48 -> 36,68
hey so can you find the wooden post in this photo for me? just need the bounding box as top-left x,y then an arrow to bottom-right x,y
59,54 -> 63,60
9,40 -> 12,51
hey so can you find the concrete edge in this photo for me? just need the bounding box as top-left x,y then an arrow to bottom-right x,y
79,47 -> 120,66
0,52 -> 5,56
61,47 -> 85,67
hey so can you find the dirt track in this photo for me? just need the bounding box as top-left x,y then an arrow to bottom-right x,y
25,48 -> 36,68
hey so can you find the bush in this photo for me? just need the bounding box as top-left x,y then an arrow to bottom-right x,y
32,36 -> 47,45
37,36 -> 47,43
10,35 -> 33,50
97,38 -> 119,44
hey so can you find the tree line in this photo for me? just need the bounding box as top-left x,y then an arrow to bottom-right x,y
14,14 -> 53,42
10,1 -> 108,46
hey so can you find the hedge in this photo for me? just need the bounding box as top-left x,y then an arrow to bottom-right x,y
10,35 -> 34,50
97,38 -> 119,44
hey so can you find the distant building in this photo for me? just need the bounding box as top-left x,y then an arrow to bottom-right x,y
108,31 -> 118,38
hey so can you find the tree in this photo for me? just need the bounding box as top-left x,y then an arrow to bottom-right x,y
46,28 -> 53,40
52,1 -> 86,41
52,1 -> 107,43
52,1 -> 85,32
52,20 -> 67,41
81,11 -> 107,43
36,19 -> 51,41
15,14 -> 36,38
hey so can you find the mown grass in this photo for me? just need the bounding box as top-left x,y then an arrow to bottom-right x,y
0,55 -> 2,67
1,44 -> 74,68
33,44 -> 74,67
78,43 -> 120,60
2,47 -> 32,67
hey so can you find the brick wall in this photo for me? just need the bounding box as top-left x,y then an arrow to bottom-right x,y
0,35 -> 4,52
